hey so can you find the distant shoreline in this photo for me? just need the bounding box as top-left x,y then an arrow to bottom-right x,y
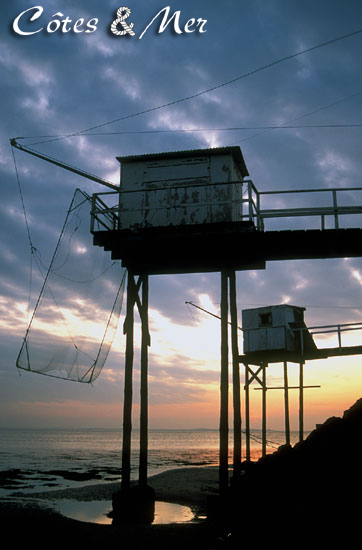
0,426 -> 310,432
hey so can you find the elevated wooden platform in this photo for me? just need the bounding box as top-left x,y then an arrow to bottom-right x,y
248,227 -> 362,262
92,225 -> 362,275
92,220 -> 264,274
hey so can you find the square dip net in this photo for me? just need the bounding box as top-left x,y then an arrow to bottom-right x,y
17,188 -> 126,383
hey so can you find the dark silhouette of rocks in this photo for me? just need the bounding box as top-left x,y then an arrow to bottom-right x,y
226,399 -> 362,544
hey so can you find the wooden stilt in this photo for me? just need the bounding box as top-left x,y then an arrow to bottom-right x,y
122,271 -> 135,490
139,274 -> 150,488
283,361 -> 290,445
219,270 -> 229,494
229,270 -> 242,479
299,362 -> 304,442
262,363 -> 267,458
245,364 -> 250,461
113,273 -> 155,525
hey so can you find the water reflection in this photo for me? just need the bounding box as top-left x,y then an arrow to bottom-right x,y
55,499 -> 194,525
154,501 -> 194,524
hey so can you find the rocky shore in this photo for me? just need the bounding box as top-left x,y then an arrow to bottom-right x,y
225,398 -> 362,544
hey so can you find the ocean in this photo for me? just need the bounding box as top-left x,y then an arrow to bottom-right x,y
0,427 -> 306,497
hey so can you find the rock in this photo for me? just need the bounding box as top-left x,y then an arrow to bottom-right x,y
343,397 -> 362,424
228,398 -> 362,542
112,484 -> 156,525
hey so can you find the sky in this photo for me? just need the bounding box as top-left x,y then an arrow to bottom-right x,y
1,0 -> 362,432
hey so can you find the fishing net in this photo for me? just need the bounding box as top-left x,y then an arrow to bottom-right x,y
16,188 -> 126,383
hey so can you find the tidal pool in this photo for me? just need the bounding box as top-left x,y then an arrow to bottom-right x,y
54,499 -> 195,525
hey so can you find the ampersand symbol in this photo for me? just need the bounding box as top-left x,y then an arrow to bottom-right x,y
111,7 -> 136,36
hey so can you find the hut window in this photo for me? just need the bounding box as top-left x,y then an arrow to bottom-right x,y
259,312 -> 272,327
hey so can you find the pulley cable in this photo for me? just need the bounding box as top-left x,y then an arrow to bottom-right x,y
20,27 -> 362,146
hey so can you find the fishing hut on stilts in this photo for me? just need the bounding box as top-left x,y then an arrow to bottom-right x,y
89,145 -> 362,522
11,136 -> 362,524
240,304 -> 362,460
90,146 -> 256,520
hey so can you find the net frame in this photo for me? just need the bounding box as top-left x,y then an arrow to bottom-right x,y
16,188 -> 126,383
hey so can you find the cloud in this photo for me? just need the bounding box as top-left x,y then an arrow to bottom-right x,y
102,66 -> 142,101
2,0 -> 362,428
315,149 -> 356,186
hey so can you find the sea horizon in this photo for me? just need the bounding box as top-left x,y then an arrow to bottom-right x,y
0,425 -> 309,432
0,426 -> 310,498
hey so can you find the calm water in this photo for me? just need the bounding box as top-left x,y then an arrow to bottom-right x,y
0,428 -> 306,496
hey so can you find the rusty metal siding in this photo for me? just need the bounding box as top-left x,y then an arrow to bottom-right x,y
247,326 -> 287,352
143,156 -> 210,186
118,151 -> 244,230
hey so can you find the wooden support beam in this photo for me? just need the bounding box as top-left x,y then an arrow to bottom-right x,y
230,270 -> 242,479
244,364 -> 264,387
219,270 -> 229,494
283,361 -> 290,446
254,385 -> 320,391
262,363 -> 267,458
122,271 -> 136,490
244,362 -> 265,462
245,364 -> 250,461
139,274 -> 150,488
299,362 -> 304,443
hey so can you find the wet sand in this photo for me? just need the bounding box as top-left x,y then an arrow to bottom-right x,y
13,465 -> 219,505
0,467 -> 221,548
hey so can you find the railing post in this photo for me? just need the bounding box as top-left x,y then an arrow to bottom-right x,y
333,189 -> 339,229
256,190 -> 262,231
248,181 -> 253,224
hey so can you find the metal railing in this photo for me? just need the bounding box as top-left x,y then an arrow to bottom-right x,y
91,179 -> 246,232
244,181 -> 362,231
91,192 -> 120,232
242,321 -> 362,357
292,321 -> 362,355
90,180 -> 362,233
